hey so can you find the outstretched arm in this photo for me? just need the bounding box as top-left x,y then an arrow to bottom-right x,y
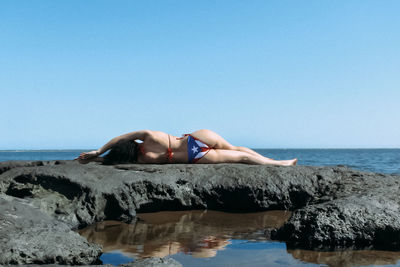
77,130 -> 149,160
96,130 -> 149,155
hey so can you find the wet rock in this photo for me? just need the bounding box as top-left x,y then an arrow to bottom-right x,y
0,195 -> 101,265
28,257 -> 182,267
288,247 -> 400,267
120,257 -> 182,267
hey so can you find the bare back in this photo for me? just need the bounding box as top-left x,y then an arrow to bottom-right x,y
137,131 -> 187,164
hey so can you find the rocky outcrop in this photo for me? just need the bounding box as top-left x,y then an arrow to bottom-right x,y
271,169 -> 400,250
287,248 -> 400,267
0,194 -> 101,265
0,160 -> 399,264
120,257 -> 182,267
29,257 -> 182,267
0,160 -> 348,229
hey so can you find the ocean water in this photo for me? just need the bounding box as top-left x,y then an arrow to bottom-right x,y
1,149 -> 400,266
1,149 -> 399,174
258,149 -> 400,175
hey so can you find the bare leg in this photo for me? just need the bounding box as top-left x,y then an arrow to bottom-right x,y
234,146 -> 274,160
190,130 -> 275,160
197,149 -> 297,166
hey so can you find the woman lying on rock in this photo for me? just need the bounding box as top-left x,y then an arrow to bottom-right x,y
75,129 -> 297,166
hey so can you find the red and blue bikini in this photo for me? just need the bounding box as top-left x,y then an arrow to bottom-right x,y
183,134 -> 212,163
139,134 -> 212,163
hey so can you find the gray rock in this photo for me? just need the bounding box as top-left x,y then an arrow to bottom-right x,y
0,159 -> 399,263
0,161 -> 348,229
272,170 -> 400,250
0,195 -> 101,265
0,160 -> 67,175
120,257 -> 182,267
30,258 -> 181,267
287,248 -> 400,267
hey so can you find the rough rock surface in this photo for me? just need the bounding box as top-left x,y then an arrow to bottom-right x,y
28,257 -> 181,267
272,171 -> 400,250
0,160 -> 399,264
0,195 -> 101,265
0,160 -> 350,229
120,257 -> 182,267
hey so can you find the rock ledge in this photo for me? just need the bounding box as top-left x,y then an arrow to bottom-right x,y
1,160 -> 399,264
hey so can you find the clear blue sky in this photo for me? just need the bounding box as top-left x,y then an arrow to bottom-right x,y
1,0 -> 399,149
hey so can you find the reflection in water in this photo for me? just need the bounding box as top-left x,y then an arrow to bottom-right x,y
78,210 -> 400,266
289,249 -> 400,267
79,210 -> 291,259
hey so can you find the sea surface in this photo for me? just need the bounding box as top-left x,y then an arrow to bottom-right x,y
1,149 -> 399,266
0,149 -> 399,175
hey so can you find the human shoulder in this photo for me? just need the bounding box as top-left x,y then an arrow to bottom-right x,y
144,130 -> 169,140
118,130 -> 151,141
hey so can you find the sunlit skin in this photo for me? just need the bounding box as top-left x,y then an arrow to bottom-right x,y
75,129 -> 297,166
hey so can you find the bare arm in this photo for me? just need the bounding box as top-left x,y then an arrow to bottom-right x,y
77,130 -> 149,160
96,130 -> 148,156
96,130 -> 149,155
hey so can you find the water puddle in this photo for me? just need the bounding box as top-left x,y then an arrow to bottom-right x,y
78,210 -> 400,266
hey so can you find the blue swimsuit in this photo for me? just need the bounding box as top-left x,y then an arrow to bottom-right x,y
185,134 -> 212,163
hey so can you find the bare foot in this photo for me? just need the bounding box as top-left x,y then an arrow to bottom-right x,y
281,158 -> 297,166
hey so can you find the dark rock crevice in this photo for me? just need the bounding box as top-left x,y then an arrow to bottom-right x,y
104,193 -> 132,221
11,173 -> 84,200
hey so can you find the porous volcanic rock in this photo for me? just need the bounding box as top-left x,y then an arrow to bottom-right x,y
0,160 -> 346,229
272,170 -> 400,250
29,257 -> 181,267
1,160 -> 400,264
287,248 -> 400,267
120,257 -> 182,267
0,194 -> 101,265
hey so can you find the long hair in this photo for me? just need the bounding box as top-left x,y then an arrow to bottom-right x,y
102,139 -> 139,165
